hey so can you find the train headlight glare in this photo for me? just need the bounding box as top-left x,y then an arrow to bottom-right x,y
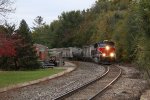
110,53 -> 115,57
106,46 -> 110,51
102,53 -> 106,57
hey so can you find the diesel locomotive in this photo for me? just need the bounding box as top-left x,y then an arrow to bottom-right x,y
92,40 -> 116,63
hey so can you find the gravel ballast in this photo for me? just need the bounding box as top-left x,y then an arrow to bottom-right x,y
0,62 -> 148,100
97,65 -> 148,100
0,61 -> 105,100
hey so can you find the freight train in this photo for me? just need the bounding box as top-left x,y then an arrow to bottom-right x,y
60,40 -> 116,64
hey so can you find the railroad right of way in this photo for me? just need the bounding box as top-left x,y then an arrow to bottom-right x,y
0,62 -> 148,100
54,64 -> 122,100
0,61 -> 105,100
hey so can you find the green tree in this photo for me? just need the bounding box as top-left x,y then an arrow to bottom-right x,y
32,16 -> 45,30
92,0 -> 110,13
139,0 -> 150,37
18,20 -> 32,43
51,10 -> 83,47
32,24 -> 53,48
134,0 -> 150,77
0,25 -> 7,33
16,19 -> 40,70
4,22 -> 16,36
32,16 -> 54,48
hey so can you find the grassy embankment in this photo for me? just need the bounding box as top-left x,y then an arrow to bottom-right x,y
0,68 -> 64,88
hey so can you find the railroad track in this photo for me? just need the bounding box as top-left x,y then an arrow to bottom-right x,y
54,65 -> 122,100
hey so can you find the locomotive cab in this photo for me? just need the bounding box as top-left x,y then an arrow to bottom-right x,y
96,40 -> 116,63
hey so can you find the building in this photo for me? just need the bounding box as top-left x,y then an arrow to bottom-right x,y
34,44 -> 49,61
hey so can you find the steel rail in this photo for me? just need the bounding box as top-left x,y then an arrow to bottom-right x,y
54,66 -> 110,100
88,65 -> 122,100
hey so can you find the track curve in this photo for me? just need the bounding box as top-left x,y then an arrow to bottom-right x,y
54,65 -> 122,100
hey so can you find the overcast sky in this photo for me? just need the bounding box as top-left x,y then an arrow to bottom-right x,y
8,0 -> 96,28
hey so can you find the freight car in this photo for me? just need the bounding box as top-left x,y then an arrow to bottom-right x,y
82,45 -> 94,61
62,47 -> 82,60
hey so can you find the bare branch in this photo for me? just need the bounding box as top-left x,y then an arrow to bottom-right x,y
0,0 -> 15,17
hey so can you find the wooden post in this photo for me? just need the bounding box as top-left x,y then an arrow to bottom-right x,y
59,52 -> 63,67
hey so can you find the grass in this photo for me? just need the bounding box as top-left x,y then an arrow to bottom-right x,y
0,68 -> 64,88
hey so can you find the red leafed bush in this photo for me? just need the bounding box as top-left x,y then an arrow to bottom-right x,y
0,33 -> 16,57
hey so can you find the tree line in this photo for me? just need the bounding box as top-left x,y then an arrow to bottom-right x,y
0,0 -> 150,73
0,20 -> 40,70
32,0 -> 150,74
0,0 -> 41,70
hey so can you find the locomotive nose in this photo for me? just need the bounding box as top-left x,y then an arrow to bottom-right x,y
102,53 -> 106,57
110,52 -> 115,57
105,46 -> 110,51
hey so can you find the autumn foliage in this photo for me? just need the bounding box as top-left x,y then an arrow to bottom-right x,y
0,33 -> 16,57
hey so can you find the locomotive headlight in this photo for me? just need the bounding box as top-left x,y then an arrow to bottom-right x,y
102,53 -> 106,57
106,46 -> 110,51
110,52 -> 115,57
